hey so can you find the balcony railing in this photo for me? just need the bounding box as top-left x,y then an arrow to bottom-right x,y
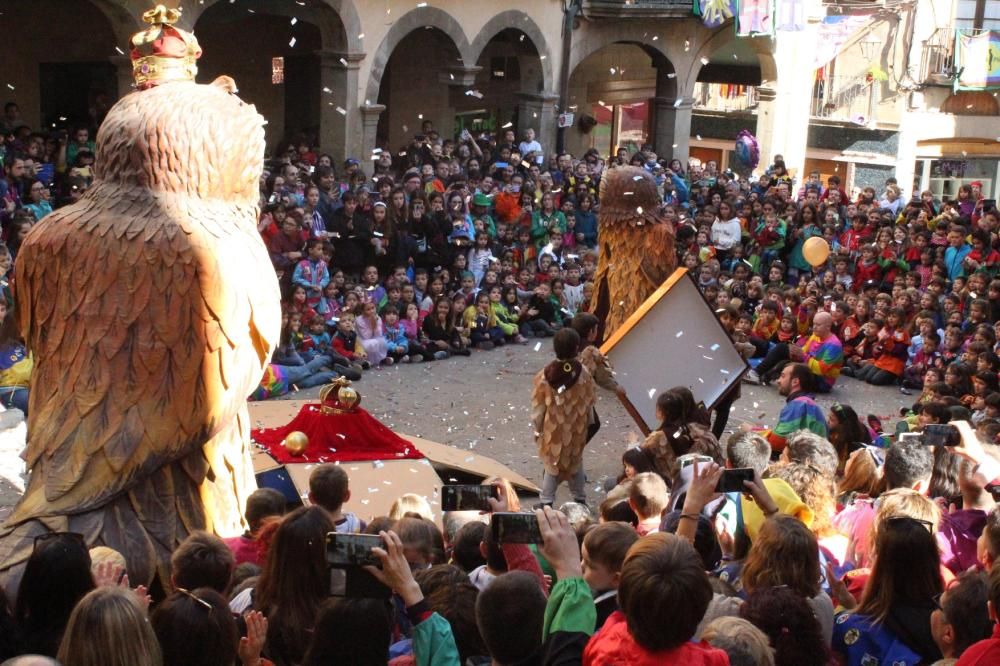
919,27 -> 955,85
811,73 -> 875,123
693,82 -> 759,113
581,0 -> 696,19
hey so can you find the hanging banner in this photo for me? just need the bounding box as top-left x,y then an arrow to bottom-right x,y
775,0 -> 805,32
812,16 -> 871,70
954,30 -> 1000,91
696,0 -> 738,30
738,0 -> 774,37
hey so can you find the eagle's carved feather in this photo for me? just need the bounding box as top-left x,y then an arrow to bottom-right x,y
589,166 -> 676,338
0,78 -> 281,587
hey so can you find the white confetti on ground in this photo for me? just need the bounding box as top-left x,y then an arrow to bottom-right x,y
0,410 -> 26,493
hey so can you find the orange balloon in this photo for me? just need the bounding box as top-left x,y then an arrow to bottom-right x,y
802,237 -> 830,267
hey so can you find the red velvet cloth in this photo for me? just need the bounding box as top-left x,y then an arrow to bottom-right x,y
252,404 -> 424,464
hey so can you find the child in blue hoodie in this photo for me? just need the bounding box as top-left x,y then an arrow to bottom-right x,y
382,305 -> 411,363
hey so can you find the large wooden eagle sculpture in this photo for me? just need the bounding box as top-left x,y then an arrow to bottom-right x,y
589,165 -> 676,339
0,5 -> 281,587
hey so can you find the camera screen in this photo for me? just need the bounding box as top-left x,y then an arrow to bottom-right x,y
492,512 -> 543,544
326,533 -> 382,567
441,485 -> 496,512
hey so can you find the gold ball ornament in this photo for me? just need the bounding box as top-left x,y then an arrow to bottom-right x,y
802,237 -> 831,268
338,385 -> 360,410
283,431 -> 309,456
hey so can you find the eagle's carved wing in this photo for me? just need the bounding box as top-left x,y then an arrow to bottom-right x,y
10,187 -> 280,525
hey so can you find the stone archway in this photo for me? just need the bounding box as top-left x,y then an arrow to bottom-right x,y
566,40 -> 678,159
191,0 -> 360,157
0,0 -> 133,131
150,0 -> 363,53
364,6 -> 473,110
469,11 -> 555,94
467,21 -> 557,149
373,25 -> 467,151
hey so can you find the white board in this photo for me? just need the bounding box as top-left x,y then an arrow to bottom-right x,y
601,269 -> 748,432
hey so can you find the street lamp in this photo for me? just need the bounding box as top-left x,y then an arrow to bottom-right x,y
859,37 -> 881,61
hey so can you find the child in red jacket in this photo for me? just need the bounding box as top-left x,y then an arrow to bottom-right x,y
331,312 -> 371,373
853,244 -> 883,292
583,533 -> 729,666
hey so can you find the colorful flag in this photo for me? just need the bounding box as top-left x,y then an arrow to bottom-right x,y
955,30 -> 1000,90
776,0 -> 805,31
738,0 -> 774,37
697,0 -> 737,29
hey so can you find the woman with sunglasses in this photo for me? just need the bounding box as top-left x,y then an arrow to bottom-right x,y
830,493 -> 945,665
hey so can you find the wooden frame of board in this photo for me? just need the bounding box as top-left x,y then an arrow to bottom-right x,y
599,268 -> 750,435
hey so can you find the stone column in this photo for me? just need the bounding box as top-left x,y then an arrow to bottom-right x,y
754,29 -> 817,180
439,66 -> 483,139
651,96 -> 694,164
516,92 -> 559,160
109,55 -> 135,102
317,49 -> 365,164
893,110 -> 923,198
359,104 -> 386,177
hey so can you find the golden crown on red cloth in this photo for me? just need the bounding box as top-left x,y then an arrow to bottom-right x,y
130,5 -> 202,89
319,378 -> 362,415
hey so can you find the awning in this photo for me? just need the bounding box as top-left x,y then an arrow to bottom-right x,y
915,138 -> 1000,158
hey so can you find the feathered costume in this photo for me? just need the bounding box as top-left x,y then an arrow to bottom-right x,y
590,166 -> 676,339
531,359 -> 596,479
0,7 -> 280,589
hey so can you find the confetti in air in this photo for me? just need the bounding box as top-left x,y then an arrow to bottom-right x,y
534,342 -> 542,352
648,388 -> 656,398
675,331 -> 684,338
289,37 -> 297,47
290,17 -> 297,25
336,106 -> 347,115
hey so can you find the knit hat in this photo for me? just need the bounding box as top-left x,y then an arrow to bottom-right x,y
740,478 -> 813,540
472,192 -> 491,207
